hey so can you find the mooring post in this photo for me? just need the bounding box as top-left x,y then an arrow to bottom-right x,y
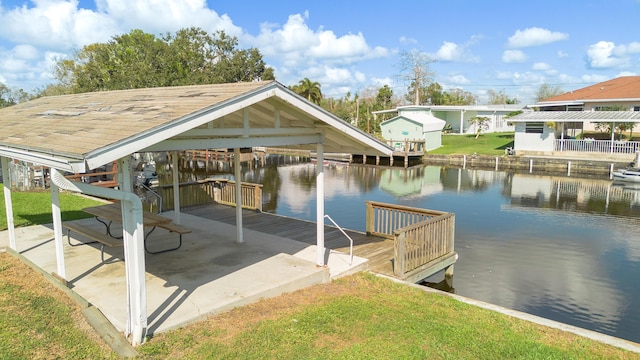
445,264 -> 454,288
610,163 -> 614,179
495,157 -> 498,171
567,161 -> 571,176
463,155 -> 466,169
529,159 -> 533,173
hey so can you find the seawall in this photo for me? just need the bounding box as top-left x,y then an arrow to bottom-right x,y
424,154 -> 632,177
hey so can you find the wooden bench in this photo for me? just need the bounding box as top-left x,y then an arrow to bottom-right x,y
145,222 -> 192,254
63,222 -> 123,262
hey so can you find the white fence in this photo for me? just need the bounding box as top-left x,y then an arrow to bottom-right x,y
554,139 -> 640,154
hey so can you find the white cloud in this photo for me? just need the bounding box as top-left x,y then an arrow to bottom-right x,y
250,13 -> 389,65
507,27 -> 568,48
532,62 -> 551,71
432,39 -> 479,63
586,41 -> 630,68
96,0 -> 241,37
581,74 -> 609,83
502,50 -> 528,63
447,74 -> 470,85
557,50 -> 568,58
399,36 -> 417,45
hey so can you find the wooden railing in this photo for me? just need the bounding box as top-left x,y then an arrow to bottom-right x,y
215,180 -> 263,211
365,201 -> 455,280
155,178 -> 262,212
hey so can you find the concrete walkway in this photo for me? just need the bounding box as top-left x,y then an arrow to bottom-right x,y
0,212 -> 368,335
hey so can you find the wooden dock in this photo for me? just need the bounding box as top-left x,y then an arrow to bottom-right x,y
183,202 -> 456,283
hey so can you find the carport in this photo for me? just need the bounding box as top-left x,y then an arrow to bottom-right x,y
0,81 -> 393,345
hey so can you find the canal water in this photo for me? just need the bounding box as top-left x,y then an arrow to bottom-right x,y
169,156 -> 640,344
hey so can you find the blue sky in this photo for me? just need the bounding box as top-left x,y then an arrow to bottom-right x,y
1,0 -> 639,104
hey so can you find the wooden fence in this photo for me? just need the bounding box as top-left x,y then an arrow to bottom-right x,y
365,201 -> 455,280
153,178 -> 262,212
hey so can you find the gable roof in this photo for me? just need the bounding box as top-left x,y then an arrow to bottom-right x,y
540,76 -> 640,103
0,81 -> 393,172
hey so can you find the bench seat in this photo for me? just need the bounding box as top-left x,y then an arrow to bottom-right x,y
63,222 -> 122,262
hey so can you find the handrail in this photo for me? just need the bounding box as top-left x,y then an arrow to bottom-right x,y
138,182 -> 163,214
324,214 -> 353,265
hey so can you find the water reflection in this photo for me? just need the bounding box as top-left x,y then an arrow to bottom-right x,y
159,156 -> 640,343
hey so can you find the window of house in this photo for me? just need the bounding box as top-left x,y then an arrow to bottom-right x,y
525,122 -> 544,134
633,106 -> 640,111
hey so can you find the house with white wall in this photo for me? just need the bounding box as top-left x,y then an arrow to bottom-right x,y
429,104 -> 522,134
509,76 -> 640,156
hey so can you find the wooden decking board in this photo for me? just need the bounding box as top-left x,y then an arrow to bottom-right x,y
182,204 -> 443,281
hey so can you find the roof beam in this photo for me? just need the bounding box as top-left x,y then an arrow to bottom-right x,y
140,134 -> 323,152
0,146 -> 84,172
175,128 -> 320,138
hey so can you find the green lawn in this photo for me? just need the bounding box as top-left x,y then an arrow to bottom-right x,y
0,185 -> 105,230
428,132 -> 515,156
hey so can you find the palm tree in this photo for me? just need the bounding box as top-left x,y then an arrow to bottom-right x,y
292,78 -> 322,104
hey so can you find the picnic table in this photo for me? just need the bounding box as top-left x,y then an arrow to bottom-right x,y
63,203 -> 190,260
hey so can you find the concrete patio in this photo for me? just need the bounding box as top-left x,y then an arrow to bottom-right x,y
0,211 -> 368,336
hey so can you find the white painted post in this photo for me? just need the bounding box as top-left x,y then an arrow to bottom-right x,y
172,151 -> 181,224
50,169 -> 148,346
1,156 -> 16,250
121,199 -> 147,346
529,159 -> 533,173
495,157 -> 499,171
567,161 -> 571,176
50,181 -> 66,279
316,142 -> 325,267
610,163 -> 614,179
463,155 -> 466,169
234,148 -> 244,244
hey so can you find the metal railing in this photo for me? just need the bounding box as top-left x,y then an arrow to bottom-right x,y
324,214 -> 353,265
365,201 -> 455,279
555,139 -> 640,154
137,183 -> 163,214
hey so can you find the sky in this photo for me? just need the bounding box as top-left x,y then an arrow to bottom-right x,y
1,0 -> 639,104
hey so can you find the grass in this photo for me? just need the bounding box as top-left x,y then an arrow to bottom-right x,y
0,184 -> 105,230
136,272 -> 636,359
0,254 -> 116,359
0,187 -> 638,359
428,132 -> 515,156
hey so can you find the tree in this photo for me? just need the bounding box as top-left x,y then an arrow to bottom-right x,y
290,78 -> 322,104
535,83 -> 564,102
488,89 -> 519,105
398,50 -> 436,105
469,116 -> 490,139
0,82 -> 30,108
443,88 -> 476,105
50,27 -> 274,94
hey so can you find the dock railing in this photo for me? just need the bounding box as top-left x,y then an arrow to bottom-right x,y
156,178 -> 262,212
365,201 -> 455,280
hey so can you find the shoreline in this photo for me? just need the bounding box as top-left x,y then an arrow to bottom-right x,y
423,153 -> 632,178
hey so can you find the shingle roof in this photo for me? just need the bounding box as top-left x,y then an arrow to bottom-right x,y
540,76 -> 640,103
0,81 -> 393,172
